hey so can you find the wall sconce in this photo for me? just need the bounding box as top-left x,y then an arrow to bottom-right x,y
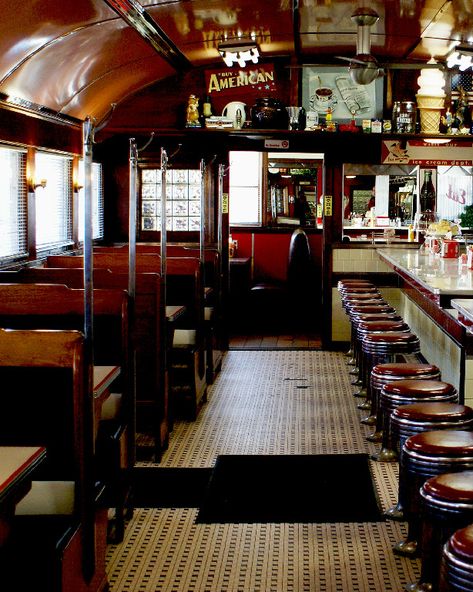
29,178 -> 47,191
447,43 -> 473,70
218,38 -> 260,68
74,181 -> 84,192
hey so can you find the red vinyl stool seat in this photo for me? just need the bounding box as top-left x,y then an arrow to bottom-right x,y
404,471 -> 473,592
440,524 -> 473,591
343,302 -> 395,365
337,280 -> 375,290
394,430 -> 473,558
352,320 -> 410,399
386,402 -> 473,521
360,332 -> 421,424
366,363 -> 441,441
374,379 -> 458,462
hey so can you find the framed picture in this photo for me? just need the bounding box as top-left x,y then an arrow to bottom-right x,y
301,66 -> 383,121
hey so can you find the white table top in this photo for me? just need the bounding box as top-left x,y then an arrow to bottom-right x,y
0,446 -> 46,502
377,248 -> 473,297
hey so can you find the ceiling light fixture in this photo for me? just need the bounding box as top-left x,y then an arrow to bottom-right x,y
447,43 -> 473,70
218,38 -> 260,68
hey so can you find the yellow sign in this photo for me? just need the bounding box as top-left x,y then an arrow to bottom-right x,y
324,195 -> 333,216
222,193 -> 229,214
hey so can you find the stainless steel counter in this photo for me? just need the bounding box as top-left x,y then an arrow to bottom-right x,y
377,248 -> 473,300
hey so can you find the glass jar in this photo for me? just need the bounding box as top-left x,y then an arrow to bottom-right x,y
395,101 -> 417,133
251,97 -> 289,129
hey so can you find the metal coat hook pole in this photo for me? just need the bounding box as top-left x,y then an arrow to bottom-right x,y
137,131 -> 155,154
167,143 -> 182,163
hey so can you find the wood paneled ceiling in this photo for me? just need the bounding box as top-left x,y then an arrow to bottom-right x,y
0,0 -> 469,123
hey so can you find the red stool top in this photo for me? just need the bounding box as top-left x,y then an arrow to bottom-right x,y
348,305 -> 395,314
363,332 -> 419,343
447,524 -> 473,562
357,320 -> 409,332
383,379 -> 456,397
405,430 -> 473,456
423,471 -> 473,503
338,279 -> 374,286
350,313 -> 402,322
372,362 -> 440,377
343,293 -> 384,300
341,286 -> 379,293
393,402 -> 473,422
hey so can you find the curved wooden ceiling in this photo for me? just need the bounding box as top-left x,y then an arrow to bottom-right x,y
0,0 -> 467,123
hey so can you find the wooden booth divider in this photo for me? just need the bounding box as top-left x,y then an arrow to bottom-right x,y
0,328 -> 108,592
0,283 -> 133,544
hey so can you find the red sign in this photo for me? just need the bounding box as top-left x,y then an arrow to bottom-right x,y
204,63 -> 278,113
382,139 -> 473,165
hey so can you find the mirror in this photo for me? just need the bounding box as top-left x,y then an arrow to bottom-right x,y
268,152 -> 323,227
343,163 -> 418,229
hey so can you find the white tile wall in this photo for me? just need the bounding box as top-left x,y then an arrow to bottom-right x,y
332,248 -> 392,273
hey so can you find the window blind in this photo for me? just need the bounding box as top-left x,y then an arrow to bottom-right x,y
0,146 -> 28,261
35,152 -> 73,251
78,160 -> 105,241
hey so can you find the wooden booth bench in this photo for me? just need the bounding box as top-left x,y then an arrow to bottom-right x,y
95,243 -> 224,383
47,253 -> 208,420
0,328 -> 108,592
0,283 -> 133,543
0,267 -> 168,461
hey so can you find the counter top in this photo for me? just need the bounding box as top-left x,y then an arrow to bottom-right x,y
377,248 -> 473,299
451,299 -> 473,329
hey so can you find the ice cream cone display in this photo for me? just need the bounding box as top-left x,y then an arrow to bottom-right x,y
416,59 -> 445,133
416,97 -> 444,133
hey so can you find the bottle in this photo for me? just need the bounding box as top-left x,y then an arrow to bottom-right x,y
392,101 -> 401,132
420,170 -> 436,213
408,224 -> 415,242
200,95 -> 212,126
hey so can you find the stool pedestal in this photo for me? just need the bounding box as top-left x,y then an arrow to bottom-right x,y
405,471 -> 473,592
367,363 -> 441,444
373,380 -> 458,463
440,524 -> 473,591
385,402 -> 473,521
394,430 -> 473,558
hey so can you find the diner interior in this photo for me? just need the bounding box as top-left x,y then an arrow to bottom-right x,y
3,2 -> 473,592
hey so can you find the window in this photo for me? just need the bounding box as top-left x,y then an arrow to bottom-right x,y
0,146 -> 27,261
35,152 -> 73,251
141,168 -> 202,231
78,161 -> 105,241
229,151 -> 262,226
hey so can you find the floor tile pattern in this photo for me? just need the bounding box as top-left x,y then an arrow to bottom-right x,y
107,350 -> 421,591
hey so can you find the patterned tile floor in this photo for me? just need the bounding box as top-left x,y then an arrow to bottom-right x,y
106,350 -> 421,591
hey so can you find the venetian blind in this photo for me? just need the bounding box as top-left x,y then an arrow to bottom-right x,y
35,152 -> 73,251
78,161 -> 105,241
0,146 -> 28,261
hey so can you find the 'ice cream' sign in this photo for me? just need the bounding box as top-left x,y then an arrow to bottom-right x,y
382,139 -> 473,165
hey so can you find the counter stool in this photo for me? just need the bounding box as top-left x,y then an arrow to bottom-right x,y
373,380 -> 458,462
359,332 -> 421,421
385,402 -> 473,521
353,320 -> 410,398
366,363 -> 441,439
343,300 -> 393,366
440,524 -> 473,591
337,279 -> 375,290
405,471 -> 473,592
347,313 -> 403,385
393,430 -> 473,558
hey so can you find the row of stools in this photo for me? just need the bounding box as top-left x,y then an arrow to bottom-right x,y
339,278 -> 473,591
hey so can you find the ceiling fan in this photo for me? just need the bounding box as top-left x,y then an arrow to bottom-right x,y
335,7 -> 384,85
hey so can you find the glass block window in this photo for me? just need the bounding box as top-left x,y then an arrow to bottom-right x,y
141,168 -> 202,232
